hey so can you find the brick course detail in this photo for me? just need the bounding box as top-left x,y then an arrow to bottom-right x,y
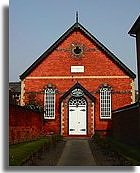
9,104 -> 43,144
20,27 -> 135,137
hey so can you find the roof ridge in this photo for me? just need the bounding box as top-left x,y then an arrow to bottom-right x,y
20,22 -> 136,80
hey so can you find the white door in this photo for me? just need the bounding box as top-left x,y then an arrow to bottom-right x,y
69,97 -> 87,135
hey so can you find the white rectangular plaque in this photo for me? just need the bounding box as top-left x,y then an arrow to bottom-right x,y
71,66 -> 84,73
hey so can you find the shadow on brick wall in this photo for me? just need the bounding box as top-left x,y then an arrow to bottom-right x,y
112,102 -> 140,146
9,104 -> 44,144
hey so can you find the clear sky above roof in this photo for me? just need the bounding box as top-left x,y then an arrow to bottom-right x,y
9,0 -> 140,84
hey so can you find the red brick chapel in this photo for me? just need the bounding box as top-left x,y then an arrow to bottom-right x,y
20,15 -> 136,137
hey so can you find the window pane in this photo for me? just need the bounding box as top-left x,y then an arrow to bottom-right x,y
44,88 -> 55,119
100,87 -> 111,119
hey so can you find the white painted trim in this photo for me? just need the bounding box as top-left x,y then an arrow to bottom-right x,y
68,97 -> 87,135
26,76 -> 130,79
44,89 -> 56,119
131,80 -> 135,103
61,102 -> 64,136
91,102 -> 95,134
100,88 -> 112,119
20,80 -> 25,106
44,89 -> 46,119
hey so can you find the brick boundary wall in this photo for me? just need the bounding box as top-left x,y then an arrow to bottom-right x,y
112,102 -> 140,146
9,104 -> 44,144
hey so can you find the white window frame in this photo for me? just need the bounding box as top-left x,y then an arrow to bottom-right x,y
100,87 -> 111,119
44,88 -> 55,119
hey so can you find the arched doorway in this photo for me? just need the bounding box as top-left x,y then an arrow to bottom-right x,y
69,97 -> 87,135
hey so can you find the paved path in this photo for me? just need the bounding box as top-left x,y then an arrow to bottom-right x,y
57,139 -> 96,166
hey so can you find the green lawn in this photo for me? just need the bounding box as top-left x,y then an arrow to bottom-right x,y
9,135 -> 62,166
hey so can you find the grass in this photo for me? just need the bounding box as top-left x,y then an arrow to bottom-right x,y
9,135 -> 62,166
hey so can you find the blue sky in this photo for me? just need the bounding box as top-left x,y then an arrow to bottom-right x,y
9,0 -> 140,85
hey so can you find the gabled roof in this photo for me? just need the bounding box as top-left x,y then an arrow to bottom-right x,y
60,82 -> 95,102
20,22 -> 136,80
128,15 -> 140,35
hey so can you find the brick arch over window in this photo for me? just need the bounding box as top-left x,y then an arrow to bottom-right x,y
60,82 -> 95,103
59,82 -> 95,137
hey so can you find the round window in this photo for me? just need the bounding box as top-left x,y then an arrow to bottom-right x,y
72,45 -> 83,56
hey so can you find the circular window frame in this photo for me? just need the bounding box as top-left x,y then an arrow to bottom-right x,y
71,45 -> 83,56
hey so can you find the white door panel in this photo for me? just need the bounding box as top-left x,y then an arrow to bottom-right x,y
77,106 -> 86,135
69,107 -> 77,134
69,103 -> 87,135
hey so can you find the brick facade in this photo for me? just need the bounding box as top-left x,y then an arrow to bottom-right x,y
112,103 -> 140,146
9,104 -> 43,144
20,23 -> 135,137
